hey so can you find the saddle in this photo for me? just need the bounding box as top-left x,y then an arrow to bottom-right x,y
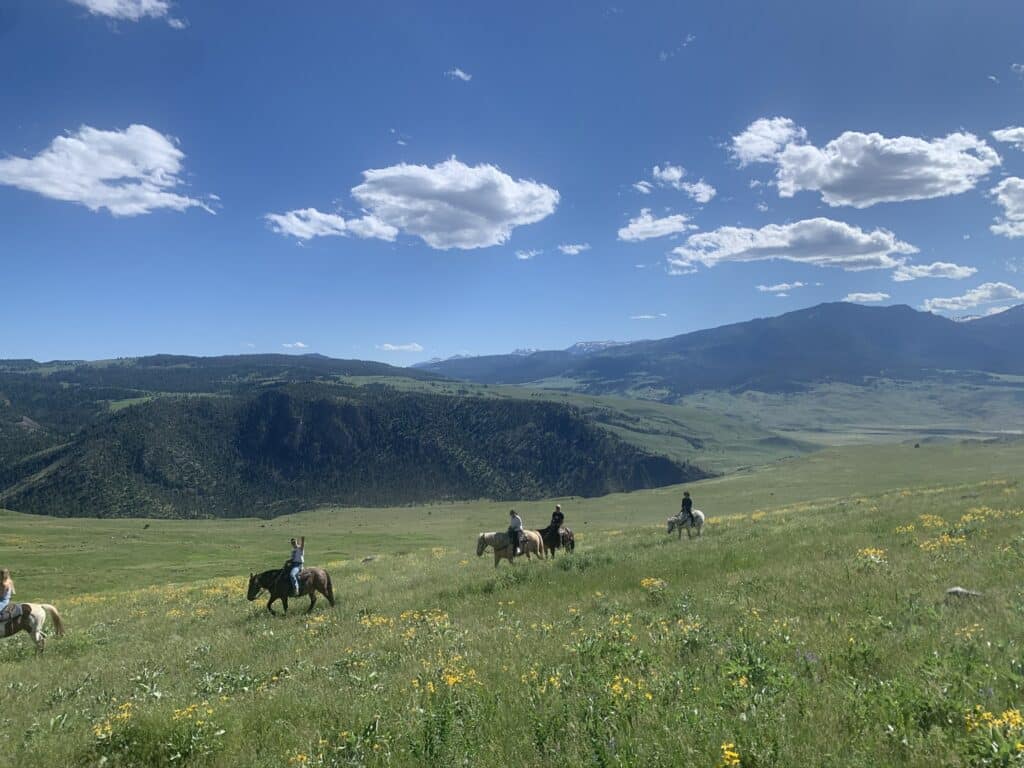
0,604 -> 24,637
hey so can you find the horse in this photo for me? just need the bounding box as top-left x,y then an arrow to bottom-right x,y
247,567 -> 335,615
0,603 -> 65,653
667,510 -> 705,539
476,530 -> 545,567
538,524 -> 575,558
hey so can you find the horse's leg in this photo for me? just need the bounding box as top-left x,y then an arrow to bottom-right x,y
282,596 -> 289,614
266,596 -> 277,616
307,591 -> 317,614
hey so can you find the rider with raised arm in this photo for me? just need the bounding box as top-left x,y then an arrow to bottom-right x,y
287,537 -> 305,596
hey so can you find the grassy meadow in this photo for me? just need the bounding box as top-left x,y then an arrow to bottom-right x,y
2,441 -> 1024,766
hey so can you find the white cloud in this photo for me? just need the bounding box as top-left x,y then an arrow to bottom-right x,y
1013,63 -> 1024,77
843,292 -> 890,303
775,129 -> 1000,208
515,249 -> 542,260
264,207 -> 397,241
668,218 -> 916,275
757,281 -> 805,294
630,313 -> 667,320
756,202 -> 769,213
991,177 -> 1024,238
923,282 -> 1024,312
892,261 -> 977,282
269,158 -> 558,250
633,180 -> 653,194
649,164 -> 716,203
351,158 -> 558,249
731,117 -> 807,166
377,342 -> 424,352
282,341 -> 309,349
989,75 -> 1001,84
618,208 -> 694,241
992,126 -> 1024,150
0,124 -> 209,216
68,0 -> 183,27
558,243 -> 590,255
446,68 -> 472,82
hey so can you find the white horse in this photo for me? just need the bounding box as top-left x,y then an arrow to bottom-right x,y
666,510 -> 705,539
476,530 -> 545,567
0,603 -> 65,652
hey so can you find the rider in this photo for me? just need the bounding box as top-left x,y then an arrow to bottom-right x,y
507,509 -> 524,557
0,569 -> 16,620
680,491 -> 694,525
551,503 -> 565,529
287,537 -> 305,596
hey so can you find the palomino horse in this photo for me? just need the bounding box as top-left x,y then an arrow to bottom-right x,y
476,530 -> 545,567
538,524 -> 575,558
1,603 -> 65,653
247,567 -> 335,615
667,510 -> 705,539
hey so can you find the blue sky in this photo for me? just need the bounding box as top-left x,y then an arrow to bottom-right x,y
2,0 -> 1024,363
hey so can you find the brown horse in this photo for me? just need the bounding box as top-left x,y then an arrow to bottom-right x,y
539,524 -> 576,557
247,567 -> 335,615
0,603 -> 65,653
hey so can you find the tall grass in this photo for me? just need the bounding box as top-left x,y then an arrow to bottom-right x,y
1,446 -> 1023,766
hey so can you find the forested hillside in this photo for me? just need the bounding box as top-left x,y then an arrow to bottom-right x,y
0,382 -> 702,518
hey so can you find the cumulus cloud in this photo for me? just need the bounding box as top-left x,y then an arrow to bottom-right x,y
843,292 -> 890,303
922,282 -> 1024,312
667,217 -> 916,275
992,126 -> 1024,150
264,208 -> 397,241
377,342 -> 424,352
558,243 -> 590,255
618,208 -> 694,241
757,281 -> 805,294
268,158 -> 558,250
648,164 -> 717,203
282,341 -> 309,349
990,177 -> 1024,238
446,68 -> 472,81
776,130 -> 1000,208
631,312 -> 668,320
0,124 -> 209,216
736,117 -> 1002,208
891,261 -> 977,282
515,249 -> 542,260
1013,63 -> 1024,77
731,117 -> 807,166
68,0 -> 184,26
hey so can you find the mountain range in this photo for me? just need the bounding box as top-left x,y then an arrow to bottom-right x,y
415,303 -> 1024,397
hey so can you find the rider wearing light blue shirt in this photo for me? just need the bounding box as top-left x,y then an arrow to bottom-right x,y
0,568 -> 15,615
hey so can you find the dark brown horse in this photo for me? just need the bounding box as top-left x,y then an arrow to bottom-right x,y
539,524 -> 575,558
247,567 -> 335,615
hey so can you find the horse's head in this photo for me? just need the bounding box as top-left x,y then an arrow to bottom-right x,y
246,572 -> 262,601
666,517 -> 676,534
476,533 -> 487,557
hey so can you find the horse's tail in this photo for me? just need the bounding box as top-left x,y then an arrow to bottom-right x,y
41,604 -> 65,636
325,571 -> 336,607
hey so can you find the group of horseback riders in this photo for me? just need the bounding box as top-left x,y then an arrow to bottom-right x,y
507,503 -> 567,558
